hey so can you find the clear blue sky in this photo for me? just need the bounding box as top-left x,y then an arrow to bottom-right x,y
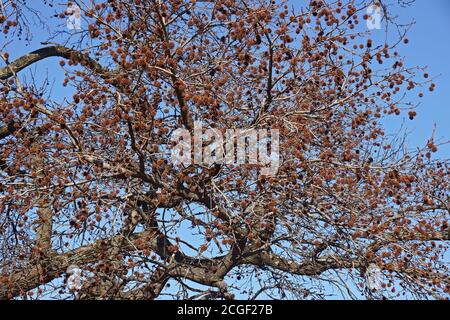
6,0 -> 449,158
383,0 -> 450,158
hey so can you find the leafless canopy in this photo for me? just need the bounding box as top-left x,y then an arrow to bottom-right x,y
0,0 -> 448,300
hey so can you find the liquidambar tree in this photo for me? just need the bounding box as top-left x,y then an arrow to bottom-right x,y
0,0 -> 448,300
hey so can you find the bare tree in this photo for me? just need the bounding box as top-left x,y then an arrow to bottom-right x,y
0,0 -> 448,300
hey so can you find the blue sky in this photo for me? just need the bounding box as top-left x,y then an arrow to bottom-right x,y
6,0 -> 449,158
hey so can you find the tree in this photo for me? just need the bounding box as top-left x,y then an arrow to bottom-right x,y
0,0 -> 448,300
